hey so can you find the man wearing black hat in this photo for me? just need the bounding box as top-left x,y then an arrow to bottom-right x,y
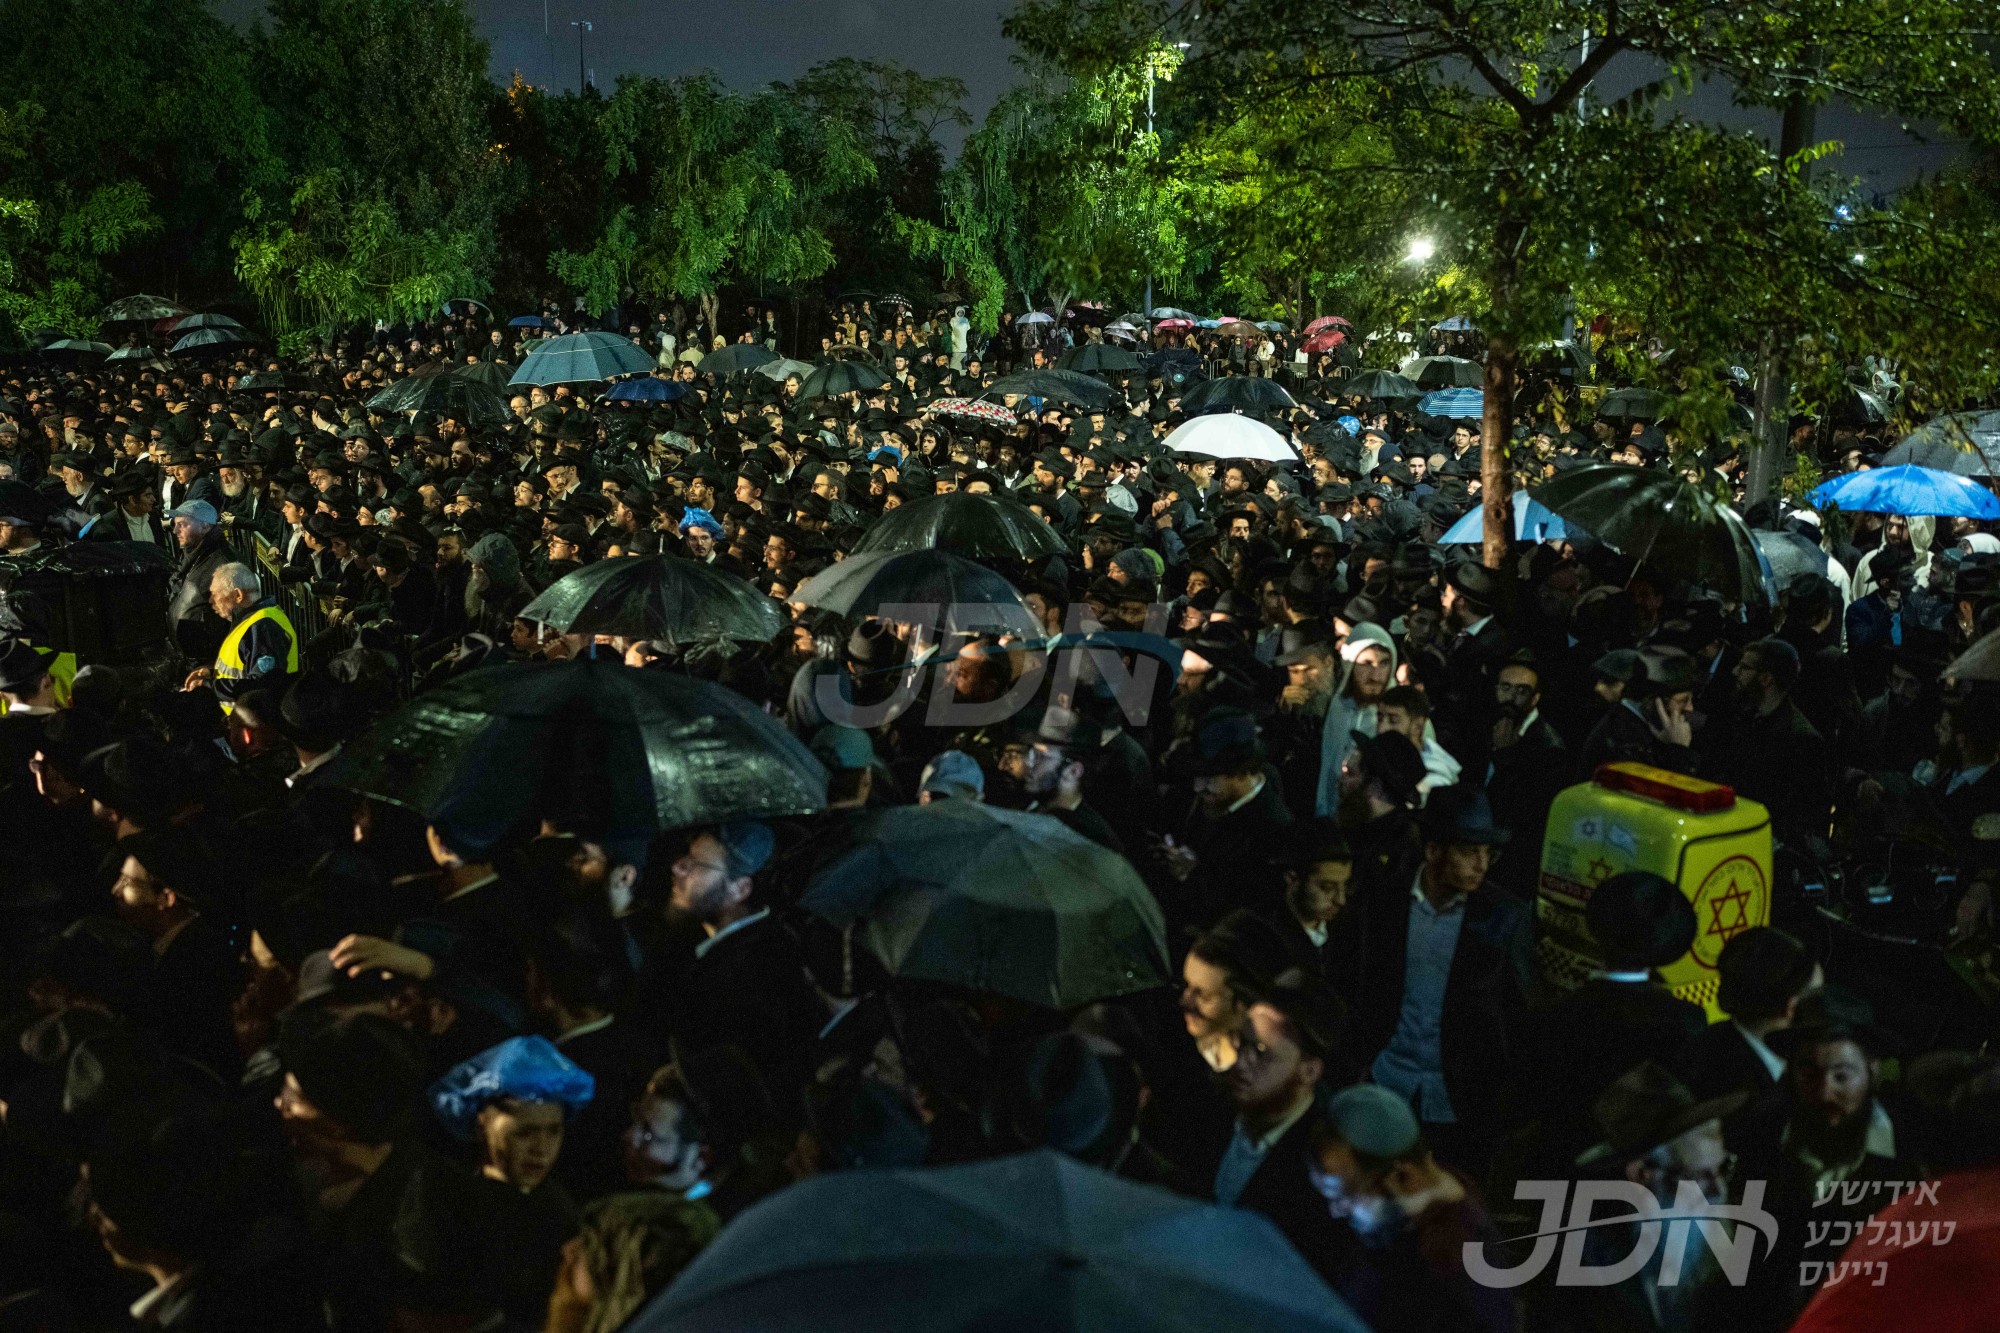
1433,560 -> 1513,768
1331,728 -> 1427,893
1160,707 -> 1293,931
1527,871 -> 1709,1163
159,443 -> 221,514
1332,784 -> 1534,1174
1709,636 -> 1833,844
1675,926 -> 1822,1115
86,468 -> 166,545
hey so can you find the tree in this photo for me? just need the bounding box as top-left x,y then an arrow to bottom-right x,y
234,0 -> 504,334
1010,0 -> 2000,566
906,50 -> 1198,330
551,74 -> 874,331
0,0 -> 275,336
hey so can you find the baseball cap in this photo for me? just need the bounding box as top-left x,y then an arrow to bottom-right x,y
167,499 -> 218,526
918,750 -> 985,802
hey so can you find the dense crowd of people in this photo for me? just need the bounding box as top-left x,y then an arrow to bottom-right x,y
0,292 -> 1994,1332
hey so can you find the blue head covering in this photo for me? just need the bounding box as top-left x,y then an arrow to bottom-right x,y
428,1035 -> 596,1140
678,506 -> 724,539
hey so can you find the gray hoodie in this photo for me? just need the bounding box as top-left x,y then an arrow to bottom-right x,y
1315,621 -> 1399,817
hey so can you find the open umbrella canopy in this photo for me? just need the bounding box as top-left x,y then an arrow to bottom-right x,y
793,549 -> 1041,636
450,360 -> 513,392
1057,343 -> 1145,374
1810,465 -> 2000,519
1440,490 -> 1570,544
170,327 -> 247,354
852,491 -> 1067,561
508,331 -> 654,386
234,370 -> 285,391
798,360 -> 890,399
1885,411 -> 2000,476
170,312 -> 245,332
1404,355 -> 1483,389
599,377 -> 690,404
518,555 -> 781,645
1343,368 -> 1421,402
1534,466 -> 1771,604
1598,386 -> 1666,421
921,397 -> 1016,428
321,659 -> 825,843
803,802 -> 1169,1009
983,369 -> 1112,411
1153,317 -> 1195,332
1947,628 -> 2000,683
1214,319 -> 1262,338
1417,387 -> 1484,420
1303,315 -> 1352,335
1432,314 -> 1478,332
1016,311 -> 1055,326
632,1150 -> 1367,1333
697,343 -> 777,376
366,365 -> 508,427
508,314 -> 547,328
1180,376 -> 1297,415
105,345 -> 160,362
754,357 -> 817,383
1301,330 -> 1347,354
1164,413 -> 1297,463
1751,529 -> 1830,586
101,294 -> 188,323
42,339 -> 112,356
1150,306 -> 1198,320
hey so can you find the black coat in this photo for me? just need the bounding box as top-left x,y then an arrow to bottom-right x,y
1226,1112 -> 1360,1287
1172,775 -> 1295,933
1484,715 -> 1569,898
1527,978 -> 1708,1164
669,912 -> 828,1076
1331,879 -> 1537,1137
1578,701 -> 1697,781
1706,699 -> 1831,846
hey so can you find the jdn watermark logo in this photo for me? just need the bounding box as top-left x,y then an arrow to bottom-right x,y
1465,1181 -> 1779,1289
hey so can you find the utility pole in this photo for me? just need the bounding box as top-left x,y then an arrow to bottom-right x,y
543,0 -> 554,91
1746,90 -> 1819,504
571,19 -> 593,94
1143,63 -> 1154,334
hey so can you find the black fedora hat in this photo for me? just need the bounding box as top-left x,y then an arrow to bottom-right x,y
1576,1060 -> 1750,1167
1176,706 -> 1267,777
1585,870 -> 1697,970
1418,783 -> 1511,846
1350,729 -> 1425,808
1768,987 -> 1901,1059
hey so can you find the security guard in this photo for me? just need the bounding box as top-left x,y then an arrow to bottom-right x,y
188,561 -> 297,713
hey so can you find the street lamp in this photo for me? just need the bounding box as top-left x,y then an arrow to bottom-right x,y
1405,237 -> 1436,264
570,19 -> 593,93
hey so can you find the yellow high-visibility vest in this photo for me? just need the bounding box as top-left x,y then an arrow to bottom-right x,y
0,647 -> 74,714
214,604 -> 299,714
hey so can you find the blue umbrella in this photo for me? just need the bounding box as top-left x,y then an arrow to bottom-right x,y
600,378 -> 690,404
1432,314 -> 1478,331
1418,387 -> 1484,419
508,331 -> 655,386
630,1150 -> 1368,1333
508,314 -> 547,328
1440,489 -> 1572,544
1810,465 -> 2000,520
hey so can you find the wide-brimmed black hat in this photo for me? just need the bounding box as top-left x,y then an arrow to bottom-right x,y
1175,706 -> 1267,777
1585,870 -> 1697,970
1350,729 -> 1425,807
1576,1060 -> 1750,1166
1769,987 -> 1902,1059
1418,783 -> 1510,846
0,637 -> 49,694
277,667 -> 355,750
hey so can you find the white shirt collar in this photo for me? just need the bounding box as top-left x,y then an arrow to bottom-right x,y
1225,774 -> 1268,815
1237,1089 -> 1316,1156
286,742 -> 342,787
695,906 -> 770,959
1734,1022 -> 1788,1082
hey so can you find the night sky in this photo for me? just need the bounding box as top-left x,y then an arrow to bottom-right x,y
216,0 -> 1962,191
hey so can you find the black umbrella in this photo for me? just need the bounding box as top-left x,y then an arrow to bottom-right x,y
793,549 -> 1041,635
803,801 -> 1169,1009
1533,466 -> 1771,604
1752,529 -> 1829,587
798,360 -> 890,399
697,343 -> 777,376
1179,376 -> 1297,415
1342,368 -> 1421,402
171,313 -> 246,332
321,660 -> 826,842
851,491 -> 1068,561
1599,387 -> 1666,422
1946,628 -> 2000,684
366,366 -> 509,428
170,327 -> 247,356
983,369 -> 1112,411
1405,355 -> 1484,389
1828,385 -> 1889,429
517,556 -> 782,645
632,1151 -> 1367,1333
1885,412 -> 2000,476
1057,343 -> 1144,374
234,370 -> 285,391
450,360 -> 513,392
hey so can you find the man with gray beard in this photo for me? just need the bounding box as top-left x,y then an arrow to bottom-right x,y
217,443 -> 282,542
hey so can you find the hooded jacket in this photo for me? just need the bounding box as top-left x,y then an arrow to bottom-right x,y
1314,622 -> 1398,817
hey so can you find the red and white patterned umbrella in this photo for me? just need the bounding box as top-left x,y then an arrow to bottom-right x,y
923,397 -> 1017,426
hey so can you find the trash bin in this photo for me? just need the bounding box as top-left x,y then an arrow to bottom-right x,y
1538,762 -> 1772,1020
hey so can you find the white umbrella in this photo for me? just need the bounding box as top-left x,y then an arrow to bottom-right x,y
1017,312 -> 1055,326
1163,414 -> 1297,463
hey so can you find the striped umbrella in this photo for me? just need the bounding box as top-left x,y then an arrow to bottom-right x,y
923,397 -> 1016,427
1417,387 -> 1484,419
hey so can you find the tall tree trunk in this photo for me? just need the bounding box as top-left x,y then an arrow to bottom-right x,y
1481,334 -> 1518,571
1746,93 -> 1819,505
